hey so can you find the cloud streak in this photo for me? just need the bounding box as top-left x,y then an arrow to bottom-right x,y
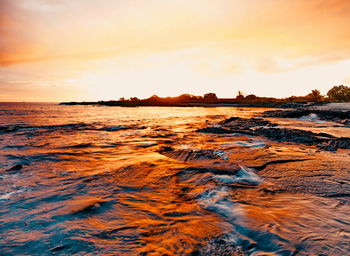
1,0 -> 350,65
1,0 -> 350,101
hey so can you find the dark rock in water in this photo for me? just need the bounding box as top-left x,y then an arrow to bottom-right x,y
254,127 -> 330,145
143,132 -> 177,138
340,119 -> 350,125
320,137 -> 350,151
196,127 -> 235,134
0,125 -> 24,134
197,116 -> 346,151
221,117 -> 277,128
159,147 -> 228,162
263,109 -> 311,118
161,140 -> 176,144
6,164 -> 23,172
60,143 -> 94,149
198,117 -> 277,136
158,146 -> 174,152
137,143 -> 158,148
101,125 -> 128,131
263,109 -> 350,125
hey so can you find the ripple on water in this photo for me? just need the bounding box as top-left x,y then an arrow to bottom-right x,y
1,104 -> 350,255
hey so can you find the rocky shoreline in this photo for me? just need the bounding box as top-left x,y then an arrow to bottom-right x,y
158,108 -> 350,204
263,108 -> 350,125
197,116 -> 350,151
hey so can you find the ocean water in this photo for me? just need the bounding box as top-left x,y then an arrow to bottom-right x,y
0,103 -> 349,255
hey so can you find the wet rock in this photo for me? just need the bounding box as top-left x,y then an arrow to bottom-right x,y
60,143 -> 94,149
320,137 -> 350,151
250,159 -> 310,171
263,109 -> 311,118
137,143 -> 158,148
143,132 -> 177,138
254,127 -> 331,145
158,146 -> 174,152
221,117 -> 277,128
196,127 -> 234,134
263,109 -> 350,125
159,148 -> 228,162
161,140 -> 176,144
197,116 -> 348,151
101,125 -> 129,131
197,117 -> 277,136
0,125 -> 24,134
6,164 -> 23,172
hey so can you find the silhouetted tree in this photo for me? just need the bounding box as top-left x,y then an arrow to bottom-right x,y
327,85 -> 350,102
245,94 -> 257,100
305,89 -> 323,102
236,91 -> 245,100
177,94 -> 193,103
203,93 -> 218,103
130,97 -> 139,103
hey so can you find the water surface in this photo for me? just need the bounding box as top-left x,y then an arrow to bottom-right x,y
1,103 -> 349,255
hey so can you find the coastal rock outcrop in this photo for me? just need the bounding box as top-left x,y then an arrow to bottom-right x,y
262,109 -> 350,125
254,127 -> 333,145
319,137 -> 350,151
220,117 -> 277,128
196,116 -> 349,151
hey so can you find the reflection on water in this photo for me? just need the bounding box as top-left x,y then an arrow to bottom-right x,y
0,103 -> 349,255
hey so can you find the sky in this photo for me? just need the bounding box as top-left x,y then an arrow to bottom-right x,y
0,0 -> 350,102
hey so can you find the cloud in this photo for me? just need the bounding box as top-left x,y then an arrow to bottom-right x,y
0,0 -> 42,65
1,0 -> 350,67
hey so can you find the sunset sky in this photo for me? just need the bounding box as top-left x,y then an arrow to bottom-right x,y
1,0 -> 350,102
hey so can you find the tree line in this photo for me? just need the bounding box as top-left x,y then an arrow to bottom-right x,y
113,85 -> 350,105
61,85 -> 350,106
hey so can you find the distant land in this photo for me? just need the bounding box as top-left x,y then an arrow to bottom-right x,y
60,85 -> 350,107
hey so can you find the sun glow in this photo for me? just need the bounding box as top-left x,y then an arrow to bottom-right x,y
1,0 -> 350,101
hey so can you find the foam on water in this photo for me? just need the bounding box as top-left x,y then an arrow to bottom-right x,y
299,113 -> 326,124
212,167 -> 262,186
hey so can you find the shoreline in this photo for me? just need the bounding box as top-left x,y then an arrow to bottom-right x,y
187,110 -> 350,203
59,100 -> 350,110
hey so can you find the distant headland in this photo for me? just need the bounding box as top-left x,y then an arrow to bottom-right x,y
60,85 -> 350,107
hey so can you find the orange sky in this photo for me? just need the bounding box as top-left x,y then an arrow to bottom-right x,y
1,0 -> 350,101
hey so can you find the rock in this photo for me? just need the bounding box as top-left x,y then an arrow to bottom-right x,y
158,146 -> 174,152
0,125 -> 23,134
6,164 -> 23,172
263,109 -> 350,125
101,125 -> 128,131
196,127 -> 234,134
159,148 -> 228,162
320,137 -> 350,151
254,127 -> 331,145
263,109 -> 310,118
197,116 -> 344,151
221,117 -> 277,128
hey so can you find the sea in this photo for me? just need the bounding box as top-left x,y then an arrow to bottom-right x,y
0,102 -> 349,255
